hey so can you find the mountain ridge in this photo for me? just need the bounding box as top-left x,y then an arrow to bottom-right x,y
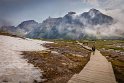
0,8 -> 118,39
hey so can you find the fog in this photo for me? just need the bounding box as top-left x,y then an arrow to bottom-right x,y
81,0 -> 124,39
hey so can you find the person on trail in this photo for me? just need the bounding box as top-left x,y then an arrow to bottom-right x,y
92,45 -> 95,55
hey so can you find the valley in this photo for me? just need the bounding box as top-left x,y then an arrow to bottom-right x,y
21,38 -> 124,83
0,0 -> 124,83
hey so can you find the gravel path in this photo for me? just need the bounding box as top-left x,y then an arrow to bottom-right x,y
0,35 -> 49,83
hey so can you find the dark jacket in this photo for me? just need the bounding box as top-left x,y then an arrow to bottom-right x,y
92,46 -> 95,51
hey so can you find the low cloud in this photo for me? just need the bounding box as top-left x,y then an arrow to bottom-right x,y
80,0 -> 124,39
0,18 -> 11,27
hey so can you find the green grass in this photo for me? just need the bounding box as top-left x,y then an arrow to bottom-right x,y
78,40 -> 124,51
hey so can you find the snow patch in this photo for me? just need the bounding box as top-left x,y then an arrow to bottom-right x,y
0,35 -> 50,83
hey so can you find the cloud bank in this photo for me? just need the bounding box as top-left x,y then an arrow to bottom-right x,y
81,0 -> 124,39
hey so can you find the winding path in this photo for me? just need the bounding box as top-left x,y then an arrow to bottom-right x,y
68,42 -> 117,83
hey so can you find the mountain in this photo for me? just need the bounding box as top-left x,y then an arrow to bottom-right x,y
27,9 -> 114,39
26,17 -> 62,38
0,9 -> 115,39
0,20 -> 39,36
80,8 -> 113,25
16,20 -> 38,36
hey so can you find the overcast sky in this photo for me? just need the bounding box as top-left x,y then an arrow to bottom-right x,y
0,0 -> 123,26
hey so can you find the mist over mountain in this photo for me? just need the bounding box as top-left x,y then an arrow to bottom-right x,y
1,9 -> 123,39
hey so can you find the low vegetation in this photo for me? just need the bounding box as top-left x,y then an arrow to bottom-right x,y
22,40 -> 91,83
79,40 -> 124,83
100,50 -> 124,83
2,32 -> 123,83
0,31 -> 15,36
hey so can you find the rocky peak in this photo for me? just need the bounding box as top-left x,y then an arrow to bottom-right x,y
17,20 -> 38,29
89,8 -> 101,14
68,11 -> 76,15
88,8 -> 101,18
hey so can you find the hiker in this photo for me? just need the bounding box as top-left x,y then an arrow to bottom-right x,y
92,45 -> 95,55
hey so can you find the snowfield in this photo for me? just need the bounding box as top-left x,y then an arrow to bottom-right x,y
0,35 -> 50,83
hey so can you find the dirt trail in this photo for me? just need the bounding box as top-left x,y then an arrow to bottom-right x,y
0,35 -> 49,83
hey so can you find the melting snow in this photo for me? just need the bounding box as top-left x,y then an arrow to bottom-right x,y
0,35 -> 49,83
